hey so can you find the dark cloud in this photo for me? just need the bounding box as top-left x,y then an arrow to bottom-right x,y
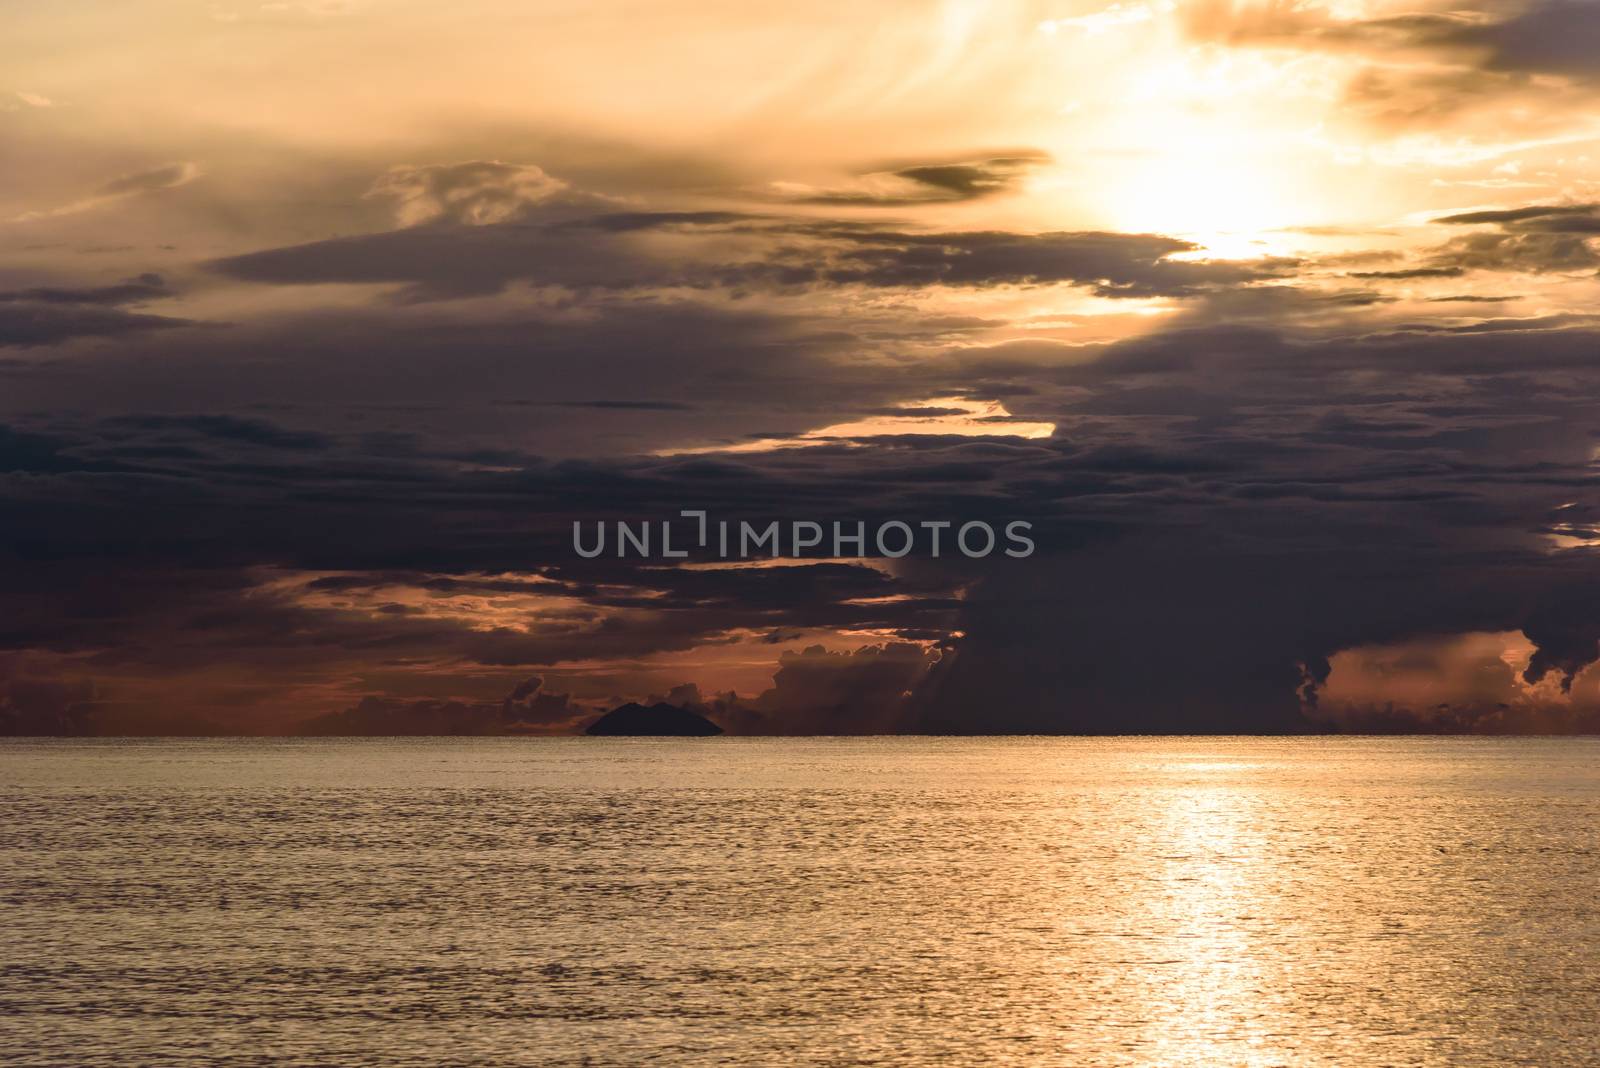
1311,702 -> 1600,734
99,414 -> 334,451
1452,0 -> 1600,78
1433,232 -> 1600,273
548,400 -> 697,411
1434,203 -> 1600,226
9,160 -> 1600,735
7,302 -> 1600,735
1349,266 -> 1466,280
210,219 -> 657,300
299,675 -> 585,735
210,191 -> 1287,300
0,302 -> 191,347
1423,203 -> 1600,273
698,643 -> 941,735
1521,588 -> 1600,691
810,227 -> 1290,295
0,273 -> 168,306
0,273 -> 189,347
912,321 -> 1600,732
1186,0 -> 1600,129
1193,0 -> 1600,80
792,150 -> 1052,206
0,655 -> 97,736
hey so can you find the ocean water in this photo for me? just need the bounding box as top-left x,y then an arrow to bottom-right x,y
2,737 -> 1598,1066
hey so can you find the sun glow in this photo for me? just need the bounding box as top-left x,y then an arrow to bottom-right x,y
1091,72 -> 1325,248
661,396 -> 1056,455
1031,8 -> 1361,252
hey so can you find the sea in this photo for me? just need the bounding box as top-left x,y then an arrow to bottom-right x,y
2,736 -> 1598,1066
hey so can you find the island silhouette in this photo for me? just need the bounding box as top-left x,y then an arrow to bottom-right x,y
584,702 -> 724,736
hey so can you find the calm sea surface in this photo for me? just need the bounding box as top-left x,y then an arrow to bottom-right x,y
2,737 -> 1598,1066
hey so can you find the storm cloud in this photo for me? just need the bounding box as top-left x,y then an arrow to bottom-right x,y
5,3 -> 1600,735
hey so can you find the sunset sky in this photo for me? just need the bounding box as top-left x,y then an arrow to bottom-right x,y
5,0 -> 1600,734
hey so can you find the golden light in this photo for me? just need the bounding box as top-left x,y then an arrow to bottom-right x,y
661,396 -> 1055,455
1025,4 -> 1380,256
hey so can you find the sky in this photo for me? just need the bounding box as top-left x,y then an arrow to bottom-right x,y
4,0 -> 1600,734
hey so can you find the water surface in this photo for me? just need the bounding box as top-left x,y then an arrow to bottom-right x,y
3,737 -> 1598,1065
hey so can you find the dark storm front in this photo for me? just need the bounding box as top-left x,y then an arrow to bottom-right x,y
573,511 -> 1037,559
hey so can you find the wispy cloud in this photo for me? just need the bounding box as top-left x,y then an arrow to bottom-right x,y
12,162 -> 200,222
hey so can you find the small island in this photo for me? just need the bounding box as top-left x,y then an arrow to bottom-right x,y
584,702 -> 724,737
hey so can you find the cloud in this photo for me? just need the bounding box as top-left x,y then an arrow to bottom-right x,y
550,400 -> 697,412
1305,630 -> 1600,733
4,91 -> 54,110
297,674 -> 586,735
1348,266 -> 1466,280
209,208 -> 668,299
1434,203 -> 1600,227
7,290 -> 1600,734
1432,232 -> 1600,273
0,305 -> 190,348
1189,0 -> 1600,80
99,414 -> 333,451
211,185 -> 1287,300
0,654 -> 97,736
1425,201 -> 1600,273
1184,0 -> 1600,134
784,150 -> 1052,206
14,157 -> 1600,735
14,162 -> 200,221
0,274 -> 190,348
1521,587 -> 1600,691
693,642 -> 942,735
0,274 -> 168,307
810,227 -> 1289,295
95,163 -> 200,199
1452,0 -> 1600,79
288,642 -> 940,737
15,2 -> 1600,739
1041,2 -> 1173,35
368,160 -> 590,226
